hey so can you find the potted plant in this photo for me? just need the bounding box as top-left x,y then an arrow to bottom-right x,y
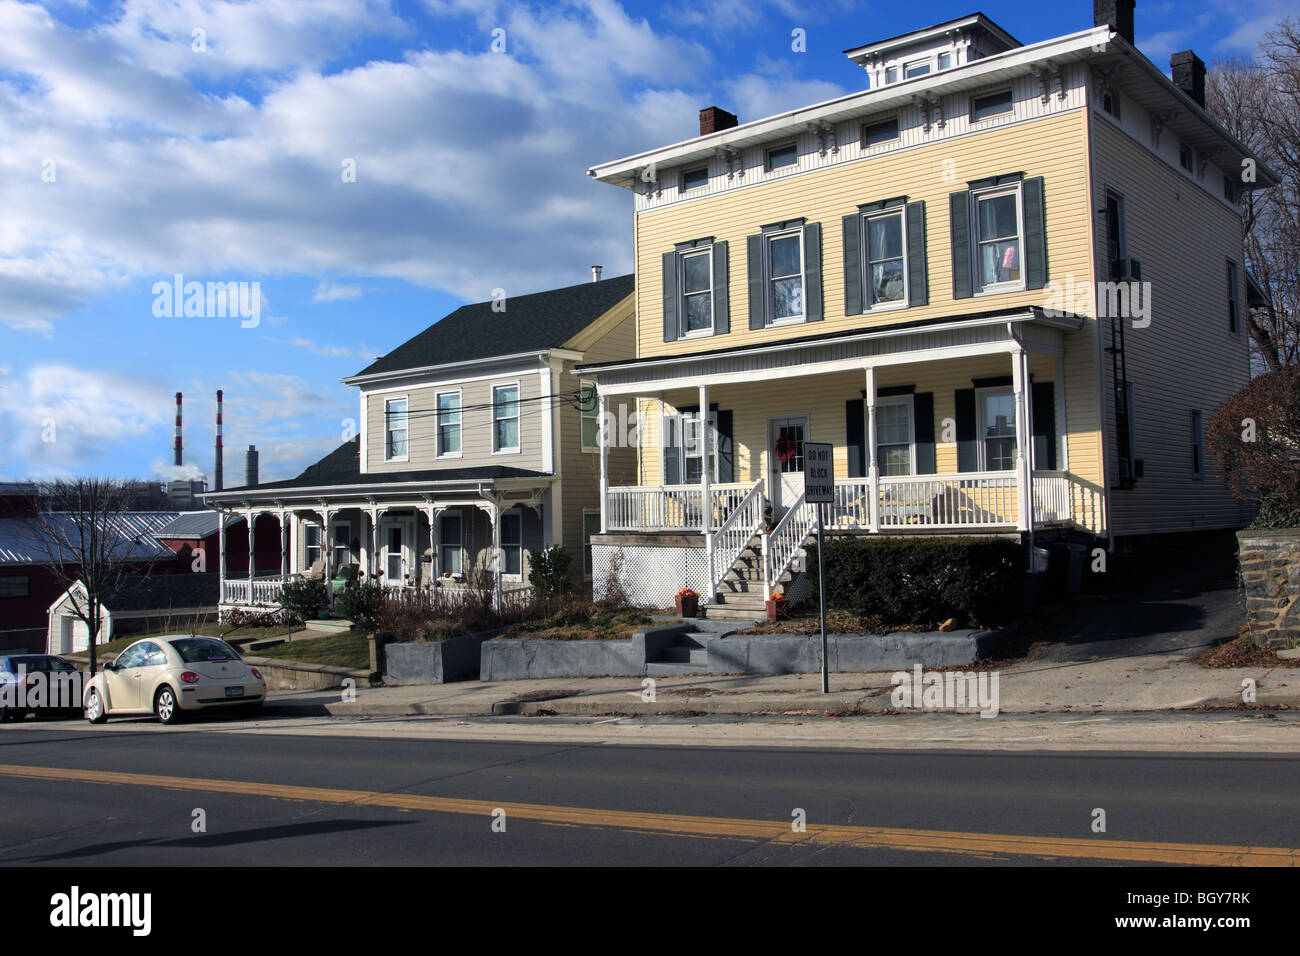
675,588 -> 699,618
765,592 -> 788,620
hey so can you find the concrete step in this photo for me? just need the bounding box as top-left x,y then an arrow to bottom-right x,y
700,605 -> 768,621
658,646 -> 710,665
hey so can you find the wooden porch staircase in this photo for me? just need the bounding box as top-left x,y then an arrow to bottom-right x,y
702,533 -> 805,621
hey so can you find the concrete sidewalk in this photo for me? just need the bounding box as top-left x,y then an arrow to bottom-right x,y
267,650 -> 1299,719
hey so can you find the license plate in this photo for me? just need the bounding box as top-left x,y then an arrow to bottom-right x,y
225,686 -> 244,698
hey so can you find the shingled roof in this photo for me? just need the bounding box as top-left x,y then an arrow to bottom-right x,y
352,273 -> 633,378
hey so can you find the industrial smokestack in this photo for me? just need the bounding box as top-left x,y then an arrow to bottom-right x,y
214,389 -> 224,492
174,392 -> 183,468
244,444 -> 259,488
592,265 -> 603,283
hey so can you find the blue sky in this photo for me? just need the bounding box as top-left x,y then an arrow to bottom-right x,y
0,0 -> 1290,484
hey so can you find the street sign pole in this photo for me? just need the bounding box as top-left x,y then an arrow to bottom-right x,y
801,441 -> 834,695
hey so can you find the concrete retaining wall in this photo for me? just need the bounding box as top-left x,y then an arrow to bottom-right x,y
1238,529 -> 1300,647
480,625 -> 685,681
705,629 -> 1009,675
240,656 -> 366,691
384,629 -> 504,685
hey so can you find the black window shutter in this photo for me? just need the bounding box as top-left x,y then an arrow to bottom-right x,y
712,241 -> 730,334
746,233 -> 765,329
949,191 -> 973,299
955,388 -> 978,472
905,201 -> 928,307
845,399 -> 865,478
1023,176 -> 1048,290
663,416 -> 681,485
842,214 -> 863,316
1032,381 -> 1057,470
662,251 -> 678,342
716,410 -> 734,482
804,222 -> 823,322
914,392 -> 936,474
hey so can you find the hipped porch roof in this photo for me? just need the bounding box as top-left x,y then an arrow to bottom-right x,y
574,306 -> 1082,395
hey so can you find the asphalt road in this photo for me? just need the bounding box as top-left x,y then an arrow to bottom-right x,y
1,717 -> 1298,866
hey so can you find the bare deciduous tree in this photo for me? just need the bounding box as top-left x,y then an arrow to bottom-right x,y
22,478 -> 164,675
1207,19 -> 1300,372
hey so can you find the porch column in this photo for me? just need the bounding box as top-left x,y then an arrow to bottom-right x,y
698,384 -> 711,531
598,391 -> 609,533
1012,349 -> 1032,532
489,501 -> 502,610
423,504 -> 439,587
865,366 -> 880,533
367,507 -> 379,582
318,506 -> 333,603
1054,356 -> 1069,471
278,511 -> 288,578
217,511 -> 226,601
246,512 -> 255,586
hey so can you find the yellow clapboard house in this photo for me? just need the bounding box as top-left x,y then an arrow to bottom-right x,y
576,5 -> 1277,614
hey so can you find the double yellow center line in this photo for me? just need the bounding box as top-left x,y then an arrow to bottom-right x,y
2,763 -> 1293,865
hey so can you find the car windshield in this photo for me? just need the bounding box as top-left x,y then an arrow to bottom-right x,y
168,638 -> 241,664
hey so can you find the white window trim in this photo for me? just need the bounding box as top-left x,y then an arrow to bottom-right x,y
680,165 -> 708,192
970,86 -> 1014,123
861,116 -> 900,148
678,246 -> 715,339
492,381 -> 522,455
581,509 -> 601,578
1104,189 -> 1128,265
660,409 -> 720,485
861,207 -> 909,312
580,379 -> 600,453
903,58 -> 932,79
438,513 -> 463,577
435,388 -> 463,459
384,395 -> 409,463
499,510 -> 524,582
765,227 -> 806,326
971,183 -> 1026,296
766,141 -> 798,172
975,385 -> 1017,472
304,521 -> 323,570
875,394 -> 916,477
330,520 -> 352,570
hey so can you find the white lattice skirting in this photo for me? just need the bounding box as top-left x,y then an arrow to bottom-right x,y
592,544 -> 711,608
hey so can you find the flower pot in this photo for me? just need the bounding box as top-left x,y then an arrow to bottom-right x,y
675,593 -> 699,617
765,597 -> 788,620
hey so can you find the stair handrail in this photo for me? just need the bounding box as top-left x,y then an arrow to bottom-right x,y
763,492 -> 816,600
707,478 -> 765,602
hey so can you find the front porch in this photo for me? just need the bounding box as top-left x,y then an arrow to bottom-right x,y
581,307 -> 1106,609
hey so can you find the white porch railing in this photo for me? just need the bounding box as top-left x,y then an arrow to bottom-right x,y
708,479 -> 764,600
381,581 -> 534,611
222,577 -> 286,606
877,473 -> 1019,530
607,482 -> 754,532
1032,471 -> 1070,525
762,492 -> 817,599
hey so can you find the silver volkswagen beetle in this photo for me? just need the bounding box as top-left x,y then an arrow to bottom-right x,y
84,635 -> 266,724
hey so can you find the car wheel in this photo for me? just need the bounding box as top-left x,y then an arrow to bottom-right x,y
85,689 -> 107,724
154,686 -> 183,725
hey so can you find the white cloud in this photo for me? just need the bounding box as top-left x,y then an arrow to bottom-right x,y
312,280 -> 362,302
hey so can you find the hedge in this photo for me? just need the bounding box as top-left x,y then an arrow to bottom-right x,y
805,536 -> 1025,629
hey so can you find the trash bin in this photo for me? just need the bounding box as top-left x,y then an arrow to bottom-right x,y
1061,542 -> 1087,594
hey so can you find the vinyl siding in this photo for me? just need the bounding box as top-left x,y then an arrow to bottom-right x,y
1090,117 -> 1252,536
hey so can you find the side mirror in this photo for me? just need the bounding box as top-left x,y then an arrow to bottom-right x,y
102,661 -> 115,672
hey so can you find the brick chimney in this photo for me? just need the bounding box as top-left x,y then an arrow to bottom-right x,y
1170,50 -> 1206,108
699,106 -> 738,136
1094,0 -> 1135,45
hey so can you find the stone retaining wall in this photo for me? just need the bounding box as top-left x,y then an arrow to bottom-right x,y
1238,528 -> 1300,647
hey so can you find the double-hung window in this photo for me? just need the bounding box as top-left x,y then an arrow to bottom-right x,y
439,514 -> 462,575
304,522 -> 322,568
1226,260 -> 1240,335
680,247 -> 713,336
436,390 -> 461,457
977,388 -> 1017,471
973,185 -> 1023,292
500,512 -> 522,577
766,229 -> 804,323
662,411 -> 718,485
493,383 -> 520,453
384,397 -> 408,461
331,522 -> 351,570
863,209 -> 906,307
876,397 -> 915,476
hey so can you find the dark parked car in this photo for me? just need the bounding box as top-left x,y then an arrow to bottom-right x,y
0,654 -> 84,720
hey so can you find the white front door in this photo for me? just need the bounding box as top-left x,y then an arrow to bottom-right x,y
768,415 -> 809,516
382,522 -> 406,585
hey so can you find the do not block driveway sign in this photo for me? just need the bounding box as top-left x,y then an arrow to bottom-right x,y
803,442 -> 833,503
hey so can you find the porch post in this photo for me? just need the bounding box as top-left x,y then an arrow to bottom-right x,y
367,507 -> 379,582
865,366 -> 879,533
424,504 -> 438,592
489,501 -> 502,611
217,511 -> 226,602
246,512 -> 255,587
319,506 -> 333,602
699,384 -> 712,599
1012,349 -> 1032,532
279,511 -> 288,579
598,391 -> 609,533
1054,355 -> 1069,471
